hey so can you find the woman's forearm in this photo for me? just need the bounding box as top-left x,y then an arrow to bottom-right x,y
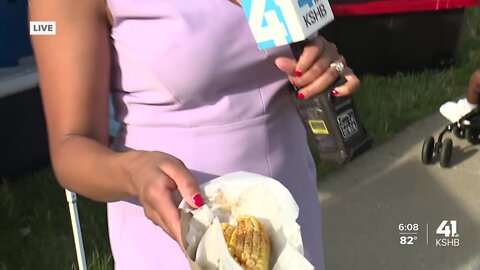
52,135 -> 138,202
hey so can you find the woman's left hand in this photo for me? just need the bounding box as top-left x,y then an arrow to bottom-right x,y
275,36 -> 360,99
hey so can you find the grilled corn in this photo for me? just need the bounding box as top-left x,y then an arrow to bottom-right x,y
221,216 -> 270,270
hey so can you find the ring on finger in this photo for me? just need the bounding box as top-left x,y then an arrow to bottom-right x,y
330,61 -> 345,74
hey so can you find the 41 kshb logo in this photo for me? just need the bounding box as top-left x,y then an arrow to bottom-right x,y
435,220 -> 460,247
241,0 -> 334,49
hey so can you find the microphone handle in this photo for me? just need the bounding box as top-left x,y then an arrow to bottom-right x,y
289,39 -> 346,93
290,40 -> 309,61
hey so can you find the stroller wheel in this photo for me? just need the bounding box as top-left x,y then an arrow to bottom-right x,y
465,128 -> 476,144
452,125 -> 464,138
421,136 -> 435,164
439,138 -> 453,168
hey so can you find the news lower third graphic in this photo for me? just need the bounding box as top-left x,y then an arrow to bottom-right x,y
30,21 -> 56,36
398,220 -> 460,247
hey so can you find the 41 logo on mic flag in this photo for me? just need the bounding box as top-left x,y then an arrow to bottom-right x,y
241,0 -> 335,50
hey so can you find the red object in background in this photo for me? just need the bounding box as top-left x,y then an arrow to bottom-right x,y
332,0 -> 478,16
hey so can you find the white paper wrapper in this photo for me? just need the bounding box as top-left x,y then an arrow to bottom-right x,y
179,171 -> 314,270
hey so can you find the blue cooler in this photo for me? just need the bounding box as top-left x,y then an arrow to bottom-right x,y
0,0 -> 32,67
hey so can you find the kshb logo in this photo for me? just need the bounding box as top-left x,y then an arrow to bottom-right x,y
436,220 -> 458,237
435,220 -> 460,247
30,21 -> 56,36
300,0 -> 328,28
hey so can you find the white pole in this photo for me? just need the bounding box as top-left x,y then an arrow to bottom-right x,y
65,189 -> 88,270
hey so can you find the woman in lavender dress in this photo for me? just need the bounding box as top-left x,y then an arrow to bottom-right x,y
30,0 -> 360,269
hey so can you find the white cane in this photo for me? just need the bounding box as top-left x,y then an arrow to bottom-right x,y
65,189 -> 88,270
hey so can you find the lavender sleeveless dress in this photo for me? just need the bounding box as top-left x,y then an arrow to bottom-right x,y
106,0 -> 324,269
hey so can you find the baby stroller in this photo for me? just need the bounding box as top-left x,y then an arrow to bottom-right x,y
421,107 -> 480,167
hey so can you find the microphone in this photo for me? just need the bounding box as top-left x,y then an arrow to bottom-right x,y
240,0 -> 372,164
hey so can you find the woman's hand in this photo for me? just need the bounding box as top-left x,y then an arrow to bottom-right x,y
275,36 -> 360,99
123,150 -> 204,248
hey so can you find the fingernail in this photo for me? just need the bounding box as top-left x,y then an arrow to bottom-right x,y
192,193 -> 204,208
297,92 -> 305,100
332,89 -> 340,96
295,69 -> 303,77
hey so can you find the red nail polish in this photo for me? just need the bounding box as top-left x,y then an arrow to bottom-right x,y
332,89 -> 340,96
297,92 -> 305,100
295,69 -> 303,77
192,193 -> 204,208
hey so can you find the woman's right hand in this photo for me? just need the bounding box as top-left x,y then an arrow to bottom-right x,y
123,150 -> 204,247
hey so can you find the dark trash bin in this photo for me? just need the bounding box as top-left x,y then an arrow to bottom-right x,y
0,85 -> 50,180
0,1 -> 49,180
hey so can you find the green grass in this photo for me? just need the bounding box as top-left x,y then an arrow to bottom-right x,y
1,7 -> 480,270
0,170 -> 112,270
